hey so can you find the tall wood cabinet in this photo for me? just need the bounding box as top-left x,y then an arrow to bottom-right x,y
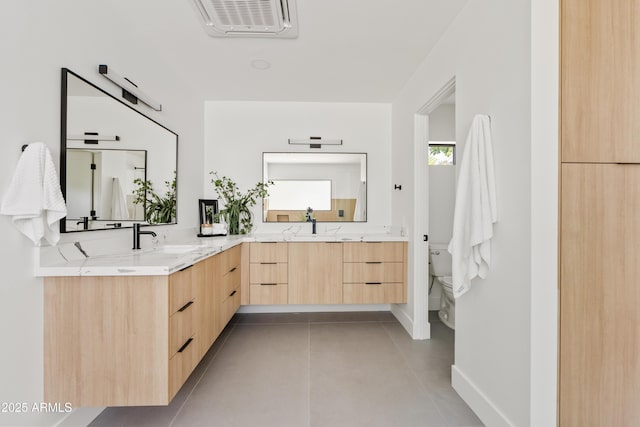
560,0 -> 640,423
561,0 -> 640,163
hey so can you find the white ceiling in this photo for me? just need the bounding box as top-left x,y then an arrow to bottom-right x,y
109,0 -> 469,102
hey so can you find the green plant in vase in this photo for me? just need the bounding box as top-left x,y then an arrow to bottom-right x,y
132,172 -> 176,224
210,172 -> 272,235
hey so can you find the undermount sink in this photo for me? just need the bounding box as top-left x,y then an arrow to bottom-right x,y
154,245 -> 203,254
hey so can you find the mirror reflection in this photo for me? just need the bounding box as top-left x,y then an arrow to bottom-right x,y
262,152 -> 367,222
61,69 -> 178,232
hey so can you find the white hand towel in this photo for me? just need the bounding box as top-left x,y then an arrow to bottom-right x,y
110,177 -> 130,220
448,115 -> 497,298
0,142 -> 67,246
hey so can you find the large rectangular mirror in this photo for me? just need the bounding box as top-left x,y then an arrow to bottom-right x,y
60,68 -> 178,232
263,152 -> 367,222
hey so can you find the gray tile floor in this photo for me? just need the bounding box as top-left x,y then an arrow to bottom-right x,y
90,311 -> 482,427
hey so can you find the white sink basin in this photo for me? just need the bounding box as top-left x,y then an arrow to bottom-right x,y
154,245 -> 203,254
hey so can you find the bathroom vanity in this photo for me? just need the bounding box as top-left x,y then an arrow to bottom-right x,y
41,235 -> 407,407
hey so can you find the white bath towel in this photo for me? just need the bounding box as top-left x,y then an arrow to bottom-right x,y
110,177 -> 129,220
448,115 -> 497,298
353,181 -> 367,221
0,142 -> 67,246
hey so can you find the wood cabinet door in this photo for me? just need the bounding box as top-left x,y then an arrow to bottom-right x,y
560,163 -> 640,425
561,0 -> 640,162
288,243 -> 343,304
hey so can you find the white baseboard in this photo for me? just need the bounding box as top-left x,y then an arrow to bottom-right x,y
237,304 -> 391,313
390,306 -> 430,340
54,407 -> 105,427
451,365 -> 514,427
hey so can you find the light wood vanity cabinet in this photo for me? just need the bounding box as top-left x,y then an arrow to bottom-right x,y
343,242 -> 407,304
247,241 -> 407,305
44,245 -> 242,407
249,242 -> 289,304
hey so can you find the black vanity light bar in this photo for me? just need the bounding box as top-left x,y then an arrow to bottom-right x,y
68,132 -> 120,144
98,64 -> 162,112
288,137 -> 343,149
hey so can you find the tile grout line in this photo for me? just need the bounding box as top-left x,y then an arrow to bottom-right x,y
167,322 -> 239,427
380,322 -> 450,425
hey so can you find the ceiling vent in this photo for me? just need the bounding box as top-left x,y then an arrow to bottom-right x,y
191,0 -> 298,38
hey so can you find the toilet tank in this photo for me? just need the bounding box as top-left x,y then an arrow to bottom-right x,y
429,242 -> 452,277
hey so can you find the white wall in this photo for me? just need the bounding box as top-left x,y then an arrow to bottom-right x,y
0,2 -> 204,425
203,102 -> 392,232
391,0 -> 531,425
429,103 -> 456,142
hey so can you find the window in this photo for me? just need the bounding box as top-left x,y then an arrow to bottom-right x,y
268,180 -> 332,210
429,141 -> 456,165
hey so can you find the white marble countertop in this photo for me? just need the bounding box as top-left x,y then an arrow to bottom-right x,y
37,233 -> 408,277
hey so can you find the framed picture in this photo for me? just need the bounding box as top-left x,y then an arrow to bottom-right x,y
198,199 -> 219,236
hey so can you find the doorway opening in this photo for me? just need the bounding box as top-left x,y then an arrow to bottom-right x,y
411,77 -> 455,340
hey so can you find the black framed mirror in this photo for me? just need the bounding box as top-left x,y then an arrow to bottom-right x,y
60,68 -> 178,232
262,152 -> 367,222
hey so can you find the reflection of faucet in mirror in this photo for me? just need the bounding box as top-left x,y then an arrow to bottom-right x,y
76,216 -> 89,230
132,223 -> 157,250
106,223 -> 122,228
305,207 -> 317,234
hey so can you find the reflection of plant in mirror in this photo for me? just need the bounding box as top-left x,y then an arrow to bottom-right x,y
132,172 -> 176,224
210,172 -> 272,235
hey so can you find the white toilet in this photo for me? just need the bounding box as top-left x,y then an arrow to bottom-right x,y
429,243 -> 455,330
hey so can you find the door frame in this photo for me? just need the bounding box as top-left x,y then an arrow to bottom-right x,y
411,77 -> 456,340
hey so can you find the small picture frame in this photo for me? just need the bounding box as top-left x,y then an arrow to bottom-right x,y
198,199 -> 222,237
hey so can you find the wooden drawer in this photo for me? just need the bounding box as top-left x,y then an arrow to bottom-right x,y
250,242 -> 288,263
343,283 -> 406,304
169,334 -> 198,401
221,268 -> 241,299
250,283 -> 288,304
220,286 -> 241,325
343,262 -> 403,283
169,301 -> 194,357
343,242 -> 404,263
220,245 -> 241,274
249,263 -> 288,284
169,266 -> 195,314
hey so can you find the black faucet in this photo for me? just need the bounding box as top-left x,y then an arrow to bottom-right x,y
133,223 -> 157,250
76,216 -> 89,230
305,207 -> 316,234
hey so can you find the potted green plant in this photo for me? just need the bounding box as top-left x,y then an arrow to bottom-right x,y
210,172 -> 271,235
132,172 -> 176,224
